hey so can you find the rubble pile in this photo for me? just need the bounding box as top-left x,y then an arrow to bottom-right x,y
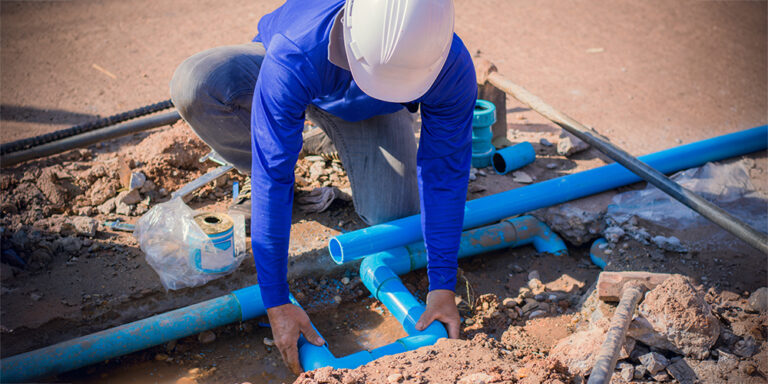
0,123 -> 213,272
552,275 -> 767,383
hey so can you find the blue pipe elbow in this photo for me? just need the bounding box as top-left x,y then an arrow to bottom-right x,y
492,142 -> 536,175
589,238 -> 608,269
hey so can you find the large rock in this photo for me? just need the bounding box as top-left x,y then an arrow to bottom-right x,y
550,325 -> 633,377
531,192 -> 614,246
747,287 -> 768,313
628,275 -> 720,359
70,216 -> 98,237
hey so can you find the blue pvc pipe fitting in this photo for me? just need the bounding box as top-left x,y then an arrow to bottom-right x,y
471,99 -> 497,168
589,238 -> 608,269
328,126 -> 768,264
492,142 -> 536,175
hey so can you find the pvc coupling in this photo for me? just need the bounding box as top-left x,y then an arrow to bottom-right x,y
471,99 -> 497,168
492,142 -> 536,175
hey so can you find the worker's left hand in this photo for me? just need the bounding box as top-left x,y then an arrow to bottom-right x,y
414,289 -> 460,339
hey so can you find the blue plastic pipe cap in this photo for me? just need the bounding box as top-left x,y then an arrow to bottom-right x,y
492,142 -> 536,175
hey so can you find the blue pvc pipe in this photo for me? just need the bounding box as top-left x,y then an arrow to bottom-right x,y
1,285 -> 266,383
329,126 -> 768,264
299,216 -> 566,371
590,238 -> 608,269
492,142 -> 536,175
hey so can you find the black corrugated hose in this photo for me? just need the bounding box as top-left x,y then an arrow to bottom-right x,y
0,99 -> 174,155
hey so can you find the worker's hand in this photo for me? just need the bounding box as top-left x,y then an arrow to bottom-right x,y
414,289 -> 461,339
266,303 -> 325,375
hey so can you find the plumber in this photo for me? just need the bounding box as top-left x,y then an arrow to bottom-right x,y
170,0 -> 476,374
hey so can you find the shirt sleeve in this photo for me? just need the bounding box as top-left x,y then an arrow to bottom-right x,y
418,37 -> 477,293
250,36 -> 318,309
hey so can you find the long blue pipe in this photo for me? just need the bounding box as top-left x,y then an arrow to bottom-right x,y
299,215 -> 567,370
0,285 -> 266,382
329,126 -> 768,264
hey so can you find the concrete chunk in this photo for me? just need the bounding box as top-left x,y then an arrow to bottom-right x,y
666,359 -> 697,384
639,352 -> 669,375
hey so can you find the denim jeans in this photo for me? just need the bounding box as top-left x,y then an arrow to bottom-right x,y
170,43 -> 419,225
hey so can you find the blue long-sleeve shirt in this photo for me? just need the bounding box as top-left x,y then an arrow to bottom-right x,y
251,0 -> 476,309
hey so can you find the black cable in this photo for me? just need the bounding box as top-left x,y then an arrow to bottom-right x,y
0,99 -> 174,155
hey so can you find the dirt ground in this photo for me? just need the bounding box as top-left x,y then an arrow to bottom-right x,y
1,0 -> 767,384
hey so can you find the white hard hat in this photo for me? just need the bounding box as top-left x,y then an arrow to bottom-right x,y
342,0 -> 455,103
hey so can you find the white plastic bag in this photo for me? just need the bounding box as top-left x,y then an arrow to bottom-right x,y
607,160 -> 767,232
134,198 -> 246,290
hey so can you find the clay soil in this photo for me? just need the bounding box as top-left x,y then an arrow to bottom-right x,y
1,1 -> 767,384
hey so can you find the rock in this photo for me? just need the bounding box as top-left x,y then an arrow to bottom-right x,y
512,171 -> 533,184
37,167 -> 68,207
550,327 -> 633,377
639,352 -> 669,375
603,226 -> 625,243
528,270 -> 540,281
115,195 -> 133,215
140,179 -> 157,193
387,373 -> 403,383
263,337 -> 275,347
546,163 -> 558,169
532,196 -> 611,246
341,277 -> 350,285
88,178 -> 119,206
732,336 -> 758,358
118,189 -> 142,205
665,359 -> 696,384
502,298 -> 517,308
55,237 -> 83,253
97,197 -> 116,215
155,353 -> 170,362
333,295 -> 342,304
716,349 -> 739,372
651,235 -> 687,253
619,363 -> 634,381
747,287 -> 768,312
528,279 -> 545,295
739,361 -> 756,375
528,310 -> 546,319
197,330 -> 216,344
628,275 -> 719,359
634,364 -> 647,379
557,131 -> 589,156
539,138 -> 553,147
129,172 -> 146,190
30,293 -> 43,301
652,371 -> 670,382
521,300 -> 539,313
458,372 -> 495,384
70,216 -> 98,237
509,264 -> 525,273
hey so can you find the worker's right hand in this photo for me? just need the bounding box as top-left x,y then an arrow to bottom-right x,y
266,303 -> 325,375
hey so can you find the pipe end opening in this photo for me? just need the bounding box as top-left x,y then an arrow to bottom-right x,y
492,152 -> 506,174
329,238 -> 344,264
